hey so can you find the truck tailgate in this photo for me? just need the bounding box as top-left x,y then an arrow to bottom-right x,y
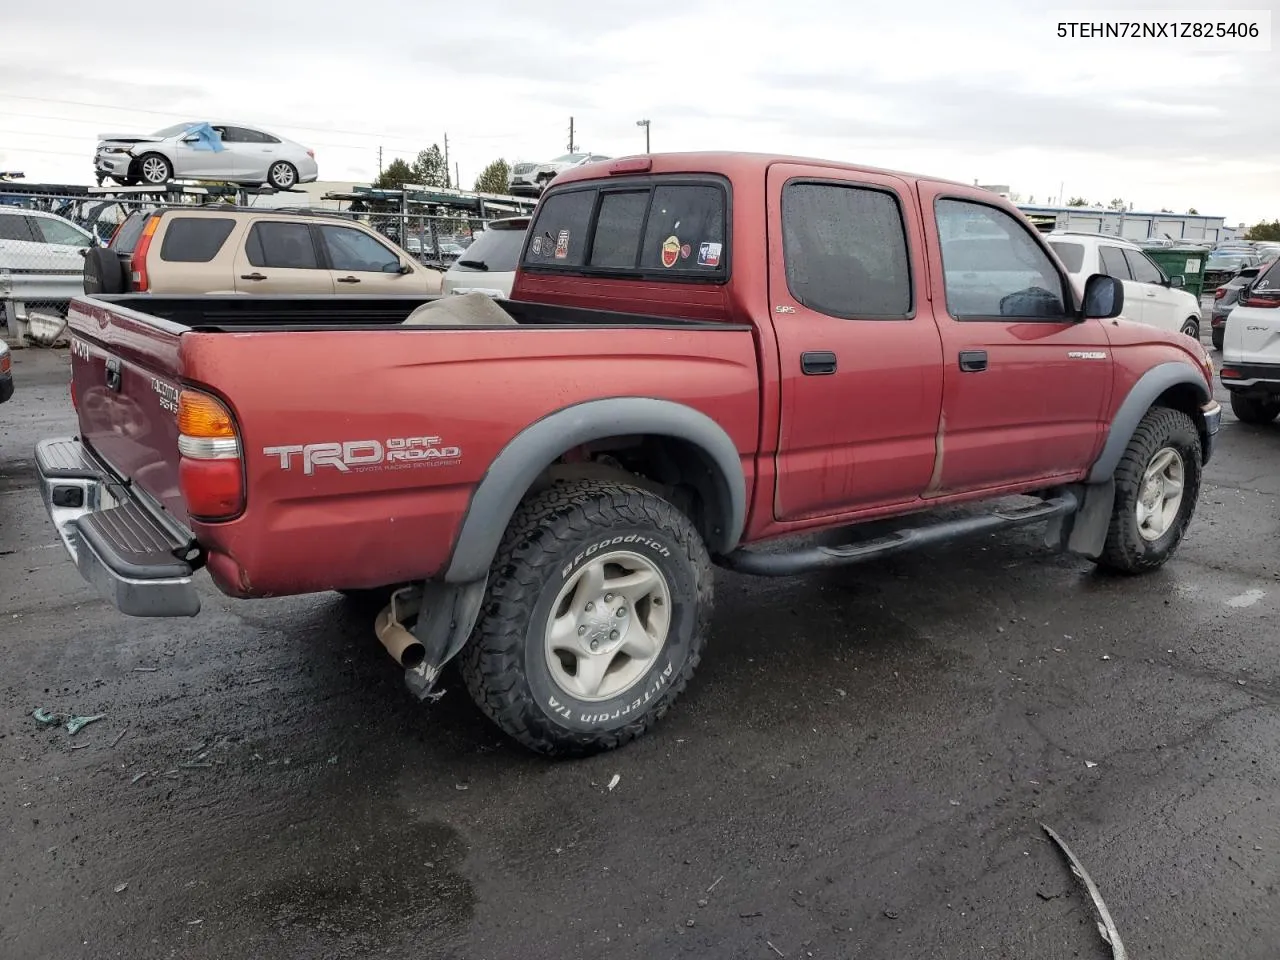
67,297 -> 190,525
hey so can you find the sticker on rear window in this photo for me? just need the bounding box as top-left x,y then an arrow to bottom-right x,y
554,230 -> 569,259
531,236 -> 543,256
698,242 -> 722,267
661,235 -> 680,269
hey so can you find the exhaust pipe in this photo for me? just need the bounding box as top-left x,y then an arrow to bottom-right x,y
375,587 -> 426,669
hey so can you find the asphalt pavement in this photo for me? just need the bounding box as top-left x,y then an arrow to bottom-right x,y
2,324 -> 1278,960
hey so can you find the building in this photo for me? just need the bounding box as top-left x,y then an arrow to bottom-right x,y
1014,203 -> 1227,243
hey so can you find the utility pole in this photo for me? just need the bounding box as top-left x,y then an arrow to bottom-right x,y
636,119 -> 650,152
456,161 -> 461,191
443,133 -> 450,187
568,117 -> 576,153
378,146 -> 383,175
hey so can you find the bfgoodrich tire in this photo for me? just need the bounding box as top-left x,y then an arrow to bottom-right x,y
459,479 -> 713,757
1230,392 -> 1280,424
1094,406 -> 1202,575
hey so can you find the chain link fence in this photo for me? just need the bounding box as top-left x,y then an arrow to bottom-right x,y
2,189 -> 526,344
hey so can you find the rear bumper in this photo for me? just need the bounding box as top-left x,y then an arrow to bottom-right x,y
1220,360 -> 1280,390
36,438 -> 201,617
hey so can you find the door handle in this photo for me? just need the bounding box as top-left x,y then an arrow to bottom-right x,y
240,272 -> 267,281
1145,290 -> 1157,297
958,349 -> 988,372
336,276 -> 362,284
105,356 -> 122,392
801,351 -> 837,376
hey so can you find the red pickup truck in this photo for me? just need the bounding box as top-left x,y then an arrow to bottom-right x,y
38,152 -> 1220,756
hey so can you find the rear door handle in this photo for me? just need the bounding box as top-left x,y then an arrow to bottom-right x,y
801,351 -> 837,375
336,276 -> 362,284
958,350 -> 988,372
105,356 -> 122,392
240,273 -> 267,281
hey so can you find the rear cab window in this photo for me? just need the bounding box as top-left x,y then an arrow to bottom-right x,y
522,176 -> 729,280
159,217 -> 236,263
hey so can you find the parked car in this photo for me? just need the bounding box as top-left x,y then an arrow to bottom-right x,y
83,207 -> 443,296
1203,252 -> 1260,292
1220,258 -> 1280,421
1210,260 -> 1274,350
1,208 -> 96,321
0,339 -> 12,403
94,122 -> 318,191
508,152 -> 610,196
1046,232 -> 1203,338
441,216 -> 529,298
37,151 -> 1219,756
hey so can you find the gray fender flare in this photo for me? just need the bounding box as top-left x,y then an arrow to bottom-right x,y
443,397 -> 748,583
1087,361 -> 1210,484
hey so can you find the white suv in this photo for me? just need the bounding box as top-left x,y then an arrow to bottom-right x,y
1047,232 -> 1203,339
1220,258 -> 1280,422
508,153 -> 610,196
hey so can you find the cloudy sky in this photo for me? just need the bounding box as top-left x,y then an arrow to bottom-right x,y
0,0 -> 1275,225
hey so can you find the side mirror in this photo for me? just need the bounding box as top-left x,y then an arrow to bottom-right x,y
1082,274 -> 1124,319
1169,275 -> 1184,288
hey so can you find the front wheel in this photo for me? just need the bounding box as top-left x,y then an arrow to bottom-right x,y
137,153 -> 172,185
1094,406 -> 1202,574
1180,317 -> 1199,340
459,479 -> 713,756
267,161 -> 298,190
1230,392 -> 1280,424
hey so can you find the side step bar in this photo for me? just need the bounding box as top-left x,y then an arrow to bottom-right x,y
717,494 -> 1079,577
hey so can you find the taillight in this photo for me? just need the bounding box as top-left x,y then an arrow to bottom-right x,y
306,149 -> 315,159
1220,367 -> 1240,380
0,352 -> 10,375
130,215 -> 160,291
1241,295 -> 1280,309
1214,287 -> 1227,300
177,388 -> 244,520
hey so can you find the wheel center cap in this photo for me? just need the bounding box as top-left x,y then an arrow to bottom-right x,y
582,600 -> 628,653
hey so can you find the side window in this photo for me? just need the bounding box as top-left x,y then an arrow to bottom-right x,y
639,185 -> 725,272
33,217 -> 90,247
1098,246 -> 1132,280
0,215 -> 38,242
589,191 -> 648,268
245,222 -> 319,269
319,226 -> 400,273
524,189 -> 594,267
781,182 -> 912,318
935,199 -> 1067,320
218,126 -> 252,143
159,218 -> 236,263
1123,248 -> 1164,284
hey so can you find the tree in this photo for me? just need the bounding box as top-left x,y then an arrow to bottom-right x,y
1066,196 -> 1089,207
1159,207 -> 1173,213
411,146 -> 448,188
1245,220 -> 1280,242
1108,198 -> 1127,211
474,158 -> 511,195
1187,207 -> 1199,215
372,158 -> 414,190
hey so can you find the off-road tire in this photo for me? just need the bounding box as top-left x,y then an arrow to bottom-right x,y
458,479 -> 713,757
1094,406 -> 1202,575
1230,392 -> 1280,425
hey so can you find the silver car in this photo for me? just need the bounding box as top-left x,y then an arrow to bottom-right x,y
508,153 -> 610,197
94,121 -> 319,191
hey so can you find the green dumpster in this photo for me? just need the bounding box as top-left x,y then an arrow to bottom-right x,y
1145,247 -> 1208,299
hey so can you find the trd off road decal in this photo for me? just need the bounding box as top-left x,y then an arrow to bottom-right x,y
263,435 -> 462,476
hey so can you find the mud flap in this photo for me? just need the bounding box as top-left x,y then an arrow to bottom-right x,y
1044,480 -> 1115,559
400,578 -> 488,701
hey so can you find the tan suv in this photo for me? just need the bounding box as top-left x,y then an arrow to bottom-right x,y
82,206 -> 443,296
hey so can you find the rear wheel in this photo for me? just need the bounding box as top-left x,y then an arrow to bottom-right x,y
138,153 -> 172,185
1180,317 -> 1199,340
1211,326 -> 1224,351
267,161 -> 298,190
1230,392 -> 1280,424
1094,406 -> 1202,574
459,479 -> 713,756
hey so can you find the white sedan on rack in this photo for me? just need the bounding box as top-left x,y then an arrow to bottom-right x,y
94,121 -> 319,191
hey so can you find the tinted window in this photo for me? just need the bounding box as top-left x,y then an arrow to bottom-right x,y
782,182 -> 911,318
935,199 -> 1066,320
110,213 -> 150,253
454,222 -> 527,273
590,191 -> 648,268
1254,260 -> 1280,292
246,222 -> 318,269
525,189 -> 594,266
1098,245 -> 1131,279
639,185 -> 726,273
320,225 -> 400,272
0,215 -> 37,242
1124,249 -> 1164,284
159,217 -> 235,262
152,123 -> 196,137
1048,241 -> 1084,273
